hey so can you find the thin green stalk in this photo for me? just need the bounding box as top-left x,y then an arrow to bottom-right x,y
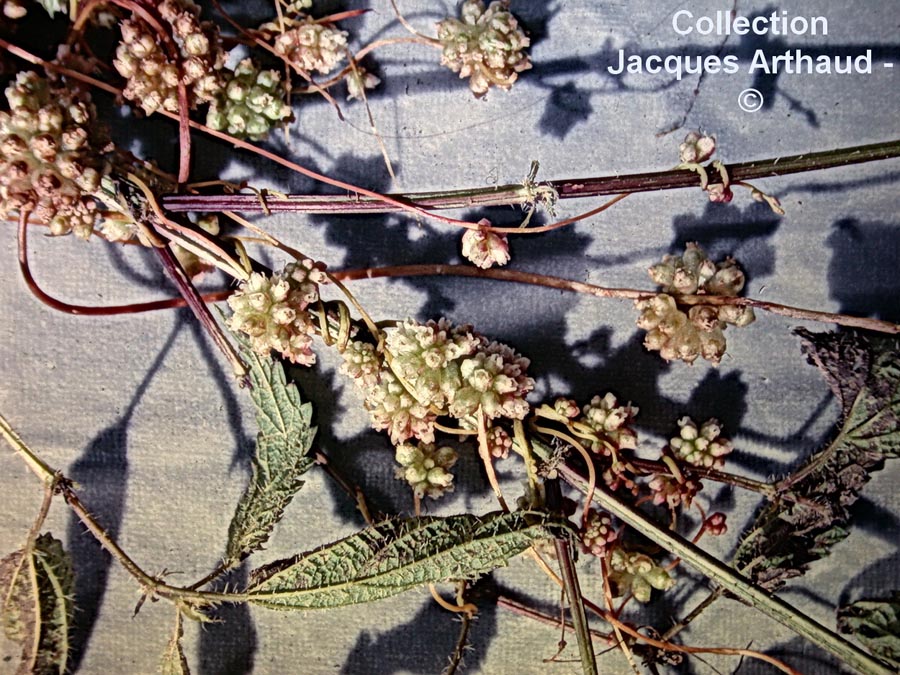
551,459 -> 893,675
0,413 -> 56,486
547,480 -> 597,675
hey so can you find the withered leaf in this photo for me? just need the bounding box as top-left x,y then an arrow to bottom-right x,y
734,331 -> 899,590
838,592 -> 900,667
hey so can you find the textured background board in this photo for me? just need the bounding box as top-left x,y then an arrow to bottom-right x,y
1,1 -> 898,673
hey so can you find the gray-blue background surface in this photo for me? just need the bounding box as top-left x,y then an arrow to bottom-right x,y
1,1 -> 898,673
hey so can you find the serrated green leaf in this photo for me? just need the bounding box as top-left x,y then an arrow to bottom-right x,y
246,511 -> 558,610
1,548 -> 36,671
0,534 -> 74,675
31,534 -> 74,675
160,613 -> 190,675
838,592 -> 900,666
225,339 -> 317,566
734,331 -> 899,590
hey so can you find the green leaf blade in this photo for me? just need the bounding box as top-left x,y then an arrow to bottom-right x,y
225,339 -> 317,566
246,512 -> 557,610
31,534 -> 74,675
1,534 -> 74,675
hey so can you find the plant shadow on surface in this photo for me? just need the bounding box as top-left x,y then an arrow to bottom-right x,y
66,320 -> 180,671
340,576 -> 499,675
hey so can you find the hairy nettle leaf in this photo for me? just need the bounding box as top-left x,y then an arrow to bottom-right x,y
837,592 -> 900,667
734,330 -> 899,589
225,338 -> 317,566
0,533 -> 74,675
246,511 -> 558,609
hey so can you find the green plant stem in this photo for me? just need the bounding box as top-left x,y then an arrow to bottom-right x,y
549,457 -> 893,675
161,139 -> 900,214
547,480 -> 598,675
0,413 -> 57,487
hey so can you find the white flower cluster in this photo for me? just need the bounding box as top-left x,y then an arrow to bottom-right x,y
461,219 -> 510,269
114,0 -> 226,115
669,416 -> 733,469
340,318 -> 534,445
271,17 -> 348,75
394,441 -> 458,500
0,72 -> 106,238
206,59 -> 292,140
637,243 -> 755,364
227,259 -> 327,365
578,393 -> 639,454
437,0 -> 532,97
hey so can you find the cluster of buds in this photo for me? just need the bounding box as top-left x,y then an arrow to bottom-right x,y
394,441 -> 458,500
269,16 -> 348,75
450,340 -> 534,420
578,393 -> 639,454
461,219 -> 510,269
113,0 -> 226,115
607,546 -> 675,603
485,424 -> 513,459
226,259 -> 327,365
385,319 -> 480,409
678,131 -> 784,213
647,473 -> 701,510
649,242 -> 748,297
363,368 -> 438,445
345,67 -> 381,101
206,59 -> 292,140
637,243 -> 755,364
340,318 -> 534,446
437,0 -> 532,97
0,72 -> 106,238
669,417 -> 733,469
678,131 -> 716,165
580,509 -> 617,556
603,460 -> 640,497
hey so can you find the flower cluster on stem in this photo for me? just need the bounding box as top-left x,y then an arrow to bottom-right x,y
636,242 -> 755,364
226,259 -> 327,365
113,0 -> 226,115
394,441 -> 458,499
607,546 -> 675,603
437,0 -> 532,97
0,72 -> 107,238
668,416 -> 733,469
340,318 -> 534,448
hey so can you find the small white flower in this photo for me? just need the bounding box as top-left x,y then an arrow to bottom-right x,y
461,219 -> 511,269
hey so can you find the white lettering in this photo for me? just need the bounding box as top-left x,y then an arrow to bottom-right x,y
732,16 -> 749,35
696,16 -> 714,35
810,16 -> 828,36
672,10 -> 693,35
607,49 -> 624,74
